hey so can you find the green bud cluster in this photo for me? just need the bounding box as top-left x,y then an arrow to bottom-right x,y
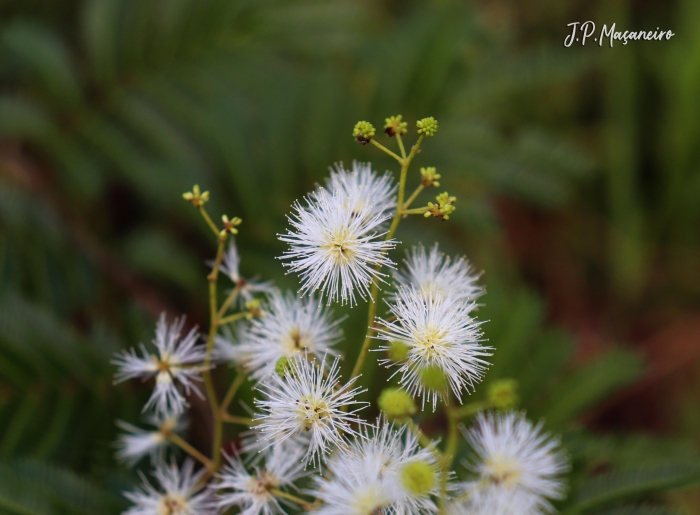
275,356 -> 291,377
353,121 -> 376,144
419,364 -> 448,392
400,460 -> 437,496
220,215 -> 242,236
388,340 -> 411,362
182,184 -> 210,207
424,192 -> 456,220
420,167 -> 441,187
384,115 -> 408,137
378,387 -> 417,420
416,117 -> 439,137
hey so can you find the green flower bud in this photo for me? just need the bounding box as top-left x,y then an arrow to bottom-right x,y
245,298 -> 263,319
353,121 -> 376,144
420,167 -> 441,187
400,460 -> 437,496
378,387 -> 417,420
424,192 -> 456,221
416,117 -> 439,137
275,356 -> 291,377
384,115 -> 408,137
182,184 -> 210,207
220,214 -> 242,236
488,379 -> 519,409
388,340 -> 411,362
419,364 -> 448,392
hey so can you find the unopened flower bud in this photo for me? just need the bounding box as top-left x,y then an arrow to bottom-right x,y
416,117 -> 439,137
420,167 -> 441,187
182,184 -> 210,208
419,364 -> 448,392
275,356 -> 291,377
400,460 -> 437,496
245,298 -> 262,319
424,192 -> 456,221
384,115 -> 407,137
220,215 -> 242,236
352,121 -> 376,144
378,387 -> 417,420
488,379 -> 519,409
388,340 -> 411,362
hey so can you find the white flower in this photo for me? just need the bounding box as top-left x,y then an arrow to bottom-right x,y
445,494 -> 537,515
254,354 -> 368,467
218,290 -> 343,382
218,240 -> 276,306
115,415 -> 184,466
393,244 -> 482,304
310,418 -> 439,515
213,443 -> 307,515
278,189 -> 397,306
113,314 -> 208,416
457,412 -> 568,515
123,459 -> 216,515
324,162 -> 396,221
375,288 -> 492,410
239,425 -> 312,464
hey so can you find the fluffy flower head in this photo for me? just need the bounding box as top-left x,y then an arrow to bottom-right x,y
113,314 -> 207,416
254,354 -> 368,467
123,459 -> 216,515
325,162 -> 396,221
376,288 -> 491,410
278,189 -> 396,306
217,290 -> 343,382
218,240 -> 275,306
393,244 -> 482,304
115,414 -> 183,466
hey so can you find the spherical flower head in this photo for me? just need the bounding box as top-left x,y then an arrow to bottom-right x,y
123,459 -> 216,515
353,121 -> 376,144
229,289 -> 344,382
375,288 -> 492,411
112,314 -> 208,416
309,418 -> 439,515
378,387 -> 417,420
416,117 -> 439,137
324,162 -> 397,222
392,244 -> 483,305
488,379 -> 519,410
254,354 -> 368,467
384,115 -> 408,137
214,443 -> 307,515
460,412 -> 569,514
115,414 -> 183,466
278,189 -> 397,306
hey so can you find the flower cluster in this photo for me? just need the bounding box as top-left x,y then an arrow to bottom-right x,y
111,114 -> 569,515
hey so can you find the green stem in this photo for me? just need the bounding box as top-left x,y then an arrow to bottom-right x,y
202,235 -> 228,471
222,413 -> 255,426
403,184 -> 425,210
270,489 -> 312,510
217,284 -> 241,318
396,133 -> 407,160
349,135 -> 426,382
451,400 -> 488,420
440,402 -> 460,511
219,312 -> 250,325
198,206 -> 220,238
402,207 -> 429,215
370,139 -> 404,163
220,370 -> 245,415
167,432 -> 214,469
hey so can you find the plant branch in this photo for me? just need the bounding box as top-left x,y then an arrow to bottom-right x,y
370,139 -> 404,163
167,432 -> 213,469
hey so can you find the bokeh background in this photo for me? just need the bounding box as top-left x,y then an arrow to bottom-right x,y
1,0 -> 700,513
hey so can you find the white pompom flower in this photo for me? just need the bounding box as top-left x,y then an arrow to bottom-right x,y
310,418 -> 439,515
278,189 -> 397,306
217,290 -> 344,382
113,314 -> 208,416
324,161 -> 397,221
213,443 -> 307,515
115,414 -> 184,466
254,354 -> 368,467
457,412 -> 568,515
123,459 -> 216,515
393,244 -> 483,304
375,288 -> 492,411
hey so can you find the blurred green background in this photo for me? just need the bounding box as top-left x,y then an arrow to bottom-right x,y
1,0 -> 700,513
